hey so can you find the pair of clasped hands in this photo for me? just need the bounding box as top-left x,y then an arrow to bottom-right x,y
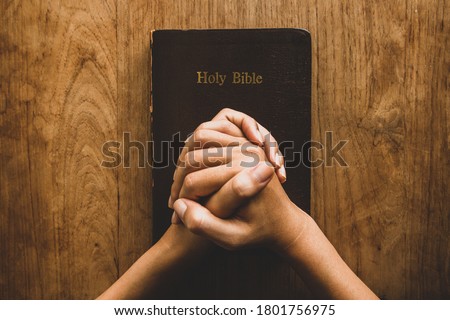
99,108 -> 378,300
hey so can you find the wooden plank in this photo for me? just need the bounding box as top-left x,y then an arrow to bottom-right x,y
0,0 -> 119,299
116,0 -> 153,277
402,0 -> 449,298
309,0 -> 449,299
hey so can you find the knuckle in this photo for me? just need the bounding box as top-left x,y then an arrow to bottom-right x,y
219,107 -> 233,114
179,150 -> 188,164
196,122 -> 208,131
222,120 -> 235,132
232,176 -> 253,198
193,129 -> 207,144
185,211 -> 204,234
192,130 -> 200,143
183,174 -> 196,192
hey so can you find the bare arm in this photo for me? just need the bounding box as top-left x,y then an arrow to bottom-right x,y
170,112 -> 378,299
97,225 -> 208,299
174,184 -> 378,300
97,163 -> 274,299
279,207 -> 378,299
98,108 -> 280,299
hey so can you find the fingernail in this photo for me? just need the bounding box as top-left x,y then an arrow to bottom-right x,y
171,211 -> 180,224
271,149 -> 279,168
256,130 -> 264,146
275,153 -> 281,168
168,195 -> 173,209
279,166 -> 287,183
173,199 -> 187,219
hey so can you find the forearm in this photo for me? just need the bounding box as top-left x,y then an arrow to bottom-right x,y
97,225 -> 210,299
279,208 -> 378,300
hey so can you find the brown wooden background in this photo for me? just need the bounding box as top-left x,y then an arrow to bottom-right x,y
0,0 -> 448,299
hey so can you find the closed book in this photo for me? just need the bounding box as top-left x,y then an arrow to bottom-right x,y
151,29 -> 311,298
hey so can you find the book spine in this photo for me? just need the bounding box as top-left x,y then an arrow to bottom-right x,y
149,30 -> 154,188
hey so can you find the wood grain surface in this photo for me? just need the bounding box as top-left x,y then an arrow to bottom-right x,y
0,0 -> 448,299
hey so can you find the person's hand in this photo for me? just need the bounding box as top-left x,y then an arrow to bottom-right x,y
167,108 -> 303,250
168,108 -> 287,209
173,175 -> 307,253
101,109 -> 378,300
170,117 -> 379,299
172,143 -> 310,252
162,109 -> 285,267
97,151 -> 276,300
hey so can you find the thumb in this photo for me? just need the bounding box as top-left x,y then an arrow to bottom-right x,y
173,198 -> 246,250
204,161 -> 274,218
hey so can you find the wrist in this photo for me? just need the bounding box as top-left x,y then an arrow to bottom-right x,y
271,202 -> 313,256
158,224 -> 212,257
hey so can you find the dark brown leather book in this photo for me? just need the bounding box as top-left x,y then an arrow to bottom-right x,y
151,29 -> 311,299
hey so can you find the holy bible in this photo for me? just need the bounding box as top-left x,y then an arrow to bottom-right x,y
151,29 -> 311,298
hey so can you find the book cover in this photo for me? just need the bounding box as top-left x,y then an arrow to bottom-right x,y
151,29 -> 311,298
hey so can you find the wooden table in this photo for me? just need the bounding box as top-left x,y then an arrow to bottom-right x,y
0,0 -> 448,299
